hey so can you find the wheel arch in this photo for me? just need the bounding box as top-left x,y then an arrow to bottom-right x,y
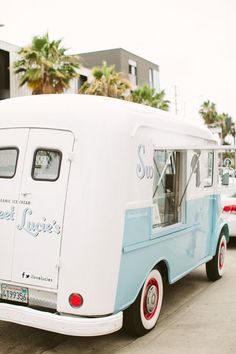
220,223 -> 229,242
156,259 -> 171,284
130,258 -> 170,307
115,255 -> 171,313
210,222 -> 229,257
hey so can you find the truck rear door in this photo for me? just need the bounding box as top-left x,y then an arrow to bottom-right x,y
0,129 -> 29,280
0,128 -> 74,290
11,129 -> 74,289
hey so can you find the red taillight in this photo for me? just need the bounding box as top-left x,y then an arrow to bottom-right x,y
223,205 -> 236,213
223,205 -> 232,213
69,293 -> 83,308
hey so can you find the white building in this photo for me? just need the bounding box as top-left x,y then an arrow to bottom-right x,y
0,40 -> 30,99
0,40 -> 92,100
0,41 -> 160,100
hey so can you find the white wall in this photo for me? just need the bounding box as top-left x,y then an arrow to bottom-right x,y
0,40 -> 31,98
0,40 -> 92,98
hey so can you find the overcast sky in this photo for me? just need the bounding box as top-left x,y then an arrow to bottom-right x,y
0,0 -> 235,122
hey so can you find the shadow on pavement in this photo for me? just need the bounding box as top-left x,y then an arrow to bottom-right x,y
228,237 -> 236,249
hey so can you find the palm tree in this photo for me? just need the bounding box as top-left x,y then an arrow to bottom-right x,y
79,61 -> 132,100
131,84 -> 169,111
199,100 -> 235,145
219,112 -> 234,140
199,100 -> 218,125
13,33 -> 80,94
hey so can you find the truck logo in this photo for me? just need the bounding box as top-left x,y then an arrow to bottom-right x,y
17,208 -> 61,237
0,203 -> 61,238
22,271 -> 52,283
136,145 -> 154,180
22,272 -> 30,278
0,206 -> 15,221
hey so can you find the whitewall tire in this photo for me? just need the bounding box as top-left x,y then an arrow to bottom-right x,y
124,268 -> 163,336
206,234 -> 227,281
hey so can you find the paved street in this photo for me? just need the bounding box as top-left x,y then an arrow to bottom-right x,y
0,239 -> 236,354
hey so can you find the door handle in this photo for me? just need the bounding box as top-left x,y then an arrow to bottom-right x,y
21,192 -> 32,197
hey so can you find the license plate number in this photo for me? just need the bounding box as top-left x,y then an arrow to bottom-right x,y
1,284 -> 28,303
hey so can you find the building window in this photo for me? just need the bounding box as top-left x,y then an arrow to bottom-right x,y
153,150 -> 181,228
0,50 -> 10,100
78,75 -> 88,90
149,68 -> 159,91
128,59 -> 137,86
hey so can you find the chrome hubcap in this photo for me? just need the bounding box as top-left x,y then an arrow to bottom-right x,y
146,285 -> 158,313
219,242 -> 225,269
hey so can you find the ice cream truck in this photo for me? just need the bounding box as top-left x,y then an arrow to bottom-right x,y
0,94 -> 229,337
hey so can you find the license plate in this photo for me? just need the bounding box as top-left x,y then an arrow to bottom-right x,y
1,284 -> 28,304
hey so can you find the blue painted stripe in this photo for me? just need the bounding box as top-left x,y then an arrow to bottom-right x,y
114,195 -> 220,312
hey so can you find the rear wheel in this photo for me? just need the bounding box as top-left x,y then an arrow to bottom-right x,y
206,234 -> 227,281
123,268 -> 163,337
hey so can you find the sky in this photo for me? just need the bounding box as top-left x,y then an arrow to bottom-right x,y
0,0 -> 235,122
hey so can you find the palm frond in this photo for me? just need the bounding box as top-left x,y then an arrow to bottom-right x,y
13,32 -> 80,94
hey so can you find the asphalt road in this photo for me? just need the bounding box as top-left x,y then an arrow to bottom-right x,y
1,239 -> 236,354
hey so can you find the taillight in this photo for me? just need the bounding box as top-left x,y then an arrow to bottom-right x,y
223,205 -> 236,213
69,293 -> 83,308
223,205 -> 232,213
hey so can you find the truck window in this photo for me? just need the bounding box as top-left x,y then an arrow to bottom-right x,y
0,148 -> 18,178
32,149 -> 62,181
218,152 -> 235,187
204,151 -> 214,187
153,150 -> 180,228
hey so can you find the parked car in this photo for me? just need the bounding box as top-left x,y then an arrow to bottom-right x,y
221,193 -> 236,236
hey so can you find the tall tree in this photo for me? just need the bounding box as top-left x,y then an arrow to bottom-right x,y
199,100 -> 235,144
13,33 -> 80,94
131,84 -> 170,111
199,100 -> 218,125
79,61 -> 131,100
218,112 -> 234,139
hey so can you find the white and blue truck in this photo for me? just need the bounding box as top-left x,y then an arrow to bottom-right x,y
0,94 -> 229,336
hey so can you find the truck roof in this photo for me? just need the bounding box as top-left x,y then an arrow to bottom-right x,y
0,94 -> 216,143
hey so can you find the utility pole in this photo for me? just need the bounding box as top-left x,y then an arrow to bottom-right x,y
174,85 -> 178,115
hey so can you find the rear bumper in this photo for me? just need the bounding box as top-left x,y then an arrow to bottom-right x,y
0,302 -> 123,336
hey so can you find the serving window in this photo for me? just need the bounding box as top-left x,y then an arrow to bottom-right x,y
204,151 -> 214,187
153,150 -> 181,228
